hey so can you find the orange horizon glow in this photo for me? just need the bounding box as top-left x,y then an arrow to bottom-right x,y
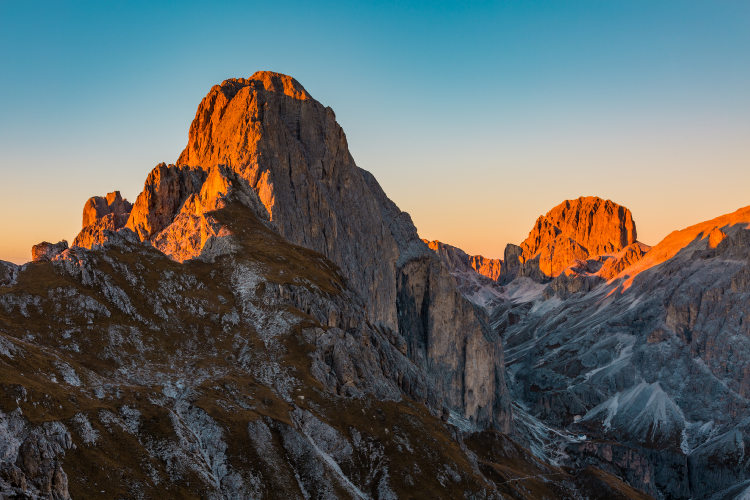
1,1 -> 748,266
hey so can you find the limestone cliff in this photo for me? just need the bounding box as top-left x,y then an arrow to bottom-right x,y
73,191 -> 132,248
501,196 -> 642,283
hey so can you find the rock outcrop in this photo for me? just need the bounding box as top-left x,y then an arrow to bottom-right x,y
424,240 -> 503,281
81,191 -> 131,228
30,241 -> 68,262
0,261 -> 19,287
501,196 -> 639,282
73,191 -> 132,249
125,164 -> 207,241
426,197 -> 648,301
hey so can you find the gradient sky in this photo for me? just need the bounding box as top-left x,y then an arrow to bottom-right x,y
1,1 -> 749,264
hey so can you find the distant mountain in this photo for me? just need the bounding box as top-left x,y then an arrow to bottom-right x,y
429,198 -> 750,499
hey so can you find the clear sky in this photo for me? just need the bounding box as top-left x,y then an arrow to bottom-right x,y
1,1 -> 749,264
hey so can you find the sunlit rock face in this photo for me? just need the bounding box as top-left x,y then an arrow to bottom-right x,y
175,71 -> 406,330
73,191 -> 133,249
82,191 -> 132,228
125,164 -> 206,241
501,196 -> 640,283
31,240 -> 69,262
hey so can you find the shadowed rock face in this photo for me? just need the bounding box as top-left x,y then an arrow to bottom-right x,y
424,240 -> 503,282
397,255 -> 511,429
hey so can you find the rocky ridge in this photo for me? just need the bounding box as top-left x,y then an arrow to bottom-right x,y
428,199 -> 750,499
73,192 -> 133,249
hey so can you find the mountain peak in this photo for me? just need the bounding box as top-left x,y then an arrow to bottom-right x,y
176,71 -> 330,174
503,195 -> 638,281
213,71 -> 311,102
526,196 -> 637,255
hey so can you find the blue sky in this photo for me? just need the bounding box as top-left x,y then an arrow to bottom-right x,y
1,1 -> 749,263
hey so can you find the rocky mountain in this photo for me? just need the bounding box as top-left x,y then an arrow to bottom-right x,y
0,71 -> 655,499
500,196 -> 642,283
4,70 -> 745,499
429,199 -> 750,499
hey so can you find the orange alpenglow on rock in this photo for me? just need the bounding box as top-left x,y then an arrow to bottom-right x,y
31,240 -> 68,262
618,204 -> 750,288
73,191 -> 133,248
423,197 -> 646,286
70,71 -> 342,264
502,196 -> 640,282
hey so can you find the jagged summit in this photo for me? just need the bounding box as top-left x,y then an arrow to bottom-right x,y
525,196 -> 636,255
177,70 -> 322,173
519,196 -> 637,274
423,240 -> 503,281
426,196 -> 643,287
501,195 -> 641,282
213,71 -> 311,102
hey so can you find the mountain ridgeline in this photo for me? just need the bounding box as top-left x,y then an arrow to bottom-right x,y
428,199 -> 750,498
1,71 -> 748,499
